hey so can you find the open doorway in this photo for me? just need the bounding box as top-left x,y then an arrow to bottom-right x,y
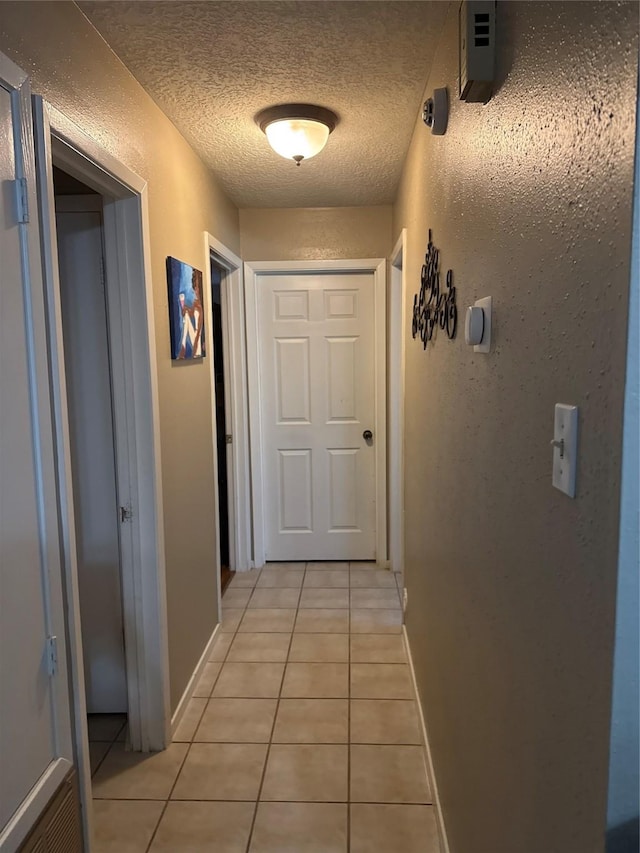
52,166 -> 129,774
210,259 -> 233,593
33,98 -> 171,847
389,231 -> 407,600
203,233 -> 252,596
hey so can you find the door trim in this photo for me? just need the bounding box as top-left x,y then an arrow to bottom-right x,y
244,258 -> 387,567
0,56 -> 74,853
389,231 -> 407,582
203,233 -> 252,574
33,99 -> 171,773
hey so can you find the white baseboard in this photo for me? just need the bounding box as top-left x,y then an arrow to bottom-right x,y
403,625 -> 450,853
171,622 -> 220,736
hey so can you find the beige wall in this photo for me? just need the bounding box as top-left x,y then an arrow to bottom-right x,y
0,2 -> 240,712
394,3 -> 638,852
240,205 -> 392,260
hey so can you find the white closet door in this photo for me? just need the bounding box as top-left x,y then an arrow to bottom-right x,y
0,59 -> 73,852
258,272 -> 377,561
56,206 -> 127,713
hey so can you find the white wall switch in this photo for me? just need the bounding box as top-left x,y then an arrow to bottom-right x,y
552,404 -> 579,497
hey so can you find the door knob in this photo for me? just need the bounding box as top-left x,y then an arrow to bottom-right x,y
363,430 -> 373,441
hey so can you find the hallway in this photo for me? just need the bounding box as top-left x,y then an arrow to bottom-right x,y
90,562 -> 440,852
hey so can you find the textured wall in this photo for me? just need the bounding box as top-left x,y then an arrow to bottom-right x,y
240,206 -> 392,260
393,3 -> 638,852
0,2 -> 240,712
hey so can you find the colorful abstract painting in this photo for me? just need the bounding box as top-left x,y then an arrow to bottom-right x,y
167,257 -> 206,360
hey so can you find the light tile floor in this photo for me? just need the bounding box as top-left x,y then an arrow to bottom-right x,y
90,562 -> 441,853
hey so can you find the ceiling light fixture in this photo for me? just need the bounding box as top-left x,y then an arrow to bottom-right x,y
255,103 -> 338,166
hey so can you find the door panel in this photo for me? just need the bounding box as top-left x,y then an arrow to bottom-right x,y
324,288 -> 358,319
0,66 -> 73,852
275,337 -> 310,422
258,272 -> 376,561
0,83 -> 55,831
278,449 -> 313,531
274,289 -> 309,320
56,207 -> 127,714
327,337 -> 358,421
328,449 -> 359,530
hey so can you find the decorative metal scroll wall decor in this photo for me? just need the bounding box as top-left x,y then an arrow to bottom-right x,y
412,229 -> 458,349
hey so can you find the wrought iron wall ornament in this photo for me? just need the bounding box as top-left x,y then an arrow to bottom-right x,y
412,229 -> 458,350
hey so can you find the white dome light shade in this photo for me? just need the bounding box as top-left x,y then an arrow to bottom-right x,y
256,104 -> 338,165
265,118 -> 330,163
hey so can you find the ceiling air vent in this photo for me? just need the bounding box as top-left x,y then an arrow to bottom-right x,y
459,0 -> 496,104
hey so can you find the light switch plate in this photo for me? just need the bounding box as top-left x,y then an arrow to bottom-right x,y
552,404 -> 578,497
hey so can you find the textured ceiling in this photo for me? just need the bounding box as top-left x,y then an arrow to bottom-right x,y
78,1 -> 446,208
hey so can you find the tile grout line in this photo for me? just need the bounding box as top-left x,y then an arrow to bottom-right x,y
144,575 -> 257,852
178,603 -> 239,737
88,717 -> 127,780
165,739 -> 421,746
143,726 -> 197,852
243,564 -> 304,853
113,562 -> 405,853
96,797 -> 433,805
94,796 -> 431,804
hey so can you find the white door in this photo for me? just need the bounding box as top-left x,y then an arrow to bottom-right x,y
56,203 -> 127,713
0,58 -> 74,852
257,272 -> 377,561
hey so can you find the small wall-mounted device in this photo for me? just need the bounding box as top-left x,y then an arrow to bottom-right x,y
422,87 -> 448,135
465,296 -> 492,352
465,306 -> 484,345
459,0 -> 496,104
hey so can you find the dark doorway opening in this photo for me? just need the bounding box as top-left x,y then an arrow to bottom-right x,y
211,260 -> 234,593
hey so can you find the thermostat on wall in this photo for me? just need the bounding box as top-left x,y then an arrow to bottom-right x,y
465,296 -> 492,353
423,88 -> 449,136
465,306 -> 484,346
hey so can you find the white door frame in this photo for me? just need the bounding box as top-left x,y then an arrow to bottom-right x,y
245,258 -> 387,567
203,234 -> 252,574
389,231 -> 407,581
33,99 -> 171,778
